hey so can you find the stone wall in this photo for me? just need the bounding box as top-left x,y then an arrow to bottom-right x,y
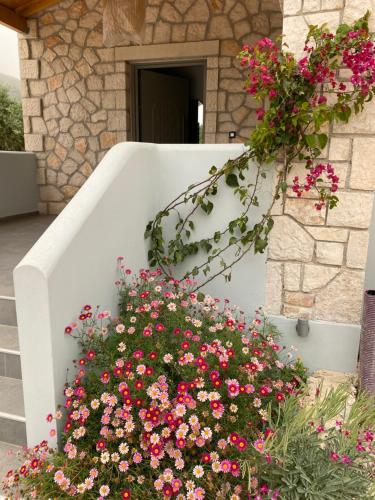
265,0 -> 375,324
19,0 -> 282,215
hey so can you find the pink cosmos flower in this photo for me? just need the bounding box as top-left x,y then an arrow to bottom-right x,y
254,439 -> 265,453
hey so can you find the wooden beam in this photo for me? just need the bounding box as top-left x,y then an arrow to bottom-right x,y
16,0 -> 61,17
0,4 -> 27,32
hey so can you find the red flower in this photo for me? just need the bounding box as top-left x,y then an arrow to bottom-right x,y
134,380 -> 144,390
177,382 -> 189,393
229,432 -> 240,444
121,489 -> 131,499
237,438 -> 248,451
256,108 -> 265,120
96,439 -> 106,451
113,367 -> 123,377
163,485 -> 173,497
30,459 -> 39,469
100,371 -> 110,384
150,444 -> 162,457
176,438 -> 186,449
209,370 -> 219,381
275,392 -> 285,402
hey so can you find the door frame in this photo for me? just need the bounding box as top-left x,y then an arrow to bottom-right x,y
131,60 -> 206,143
116,40 -> 220,144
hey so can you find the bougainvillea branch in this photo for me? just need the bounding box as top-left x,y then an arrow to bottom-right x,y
146,13 -> 375,290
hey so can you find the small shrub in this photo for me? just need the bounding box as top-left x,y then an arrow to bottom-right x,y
241,386 -> 375,499
0,84 -> 24,151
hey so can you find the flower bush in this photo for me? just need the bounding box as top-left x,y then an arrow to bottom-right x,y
2,262 -> 375,499
2,262 -> 306,499
146,14 -> 375,290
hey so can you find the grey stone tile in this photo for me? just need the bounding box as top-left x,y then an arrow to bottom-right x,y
0,377 -> 24,417
0,441 -> 22,478
0,325 -> 19,352
0,299 -> 16,327
0,214 -> 54,297
0,353 -> 5,377
0,418 -> 26,446
4,354 -> 22,380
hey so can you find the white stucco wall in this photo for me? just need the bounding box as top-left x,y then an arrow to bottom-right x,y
14,143 -> 272,445
14,143 -> 360,447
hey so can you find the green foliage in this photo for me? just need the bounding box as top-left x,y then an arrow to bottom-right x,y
0,83 -> 24,151
145,14 -> 375,290
241,386 -> 375,499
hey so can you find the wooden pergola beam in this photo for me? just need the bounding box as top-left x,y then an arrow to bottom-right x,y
16,0 -> 61,17
0,3 -> 27,33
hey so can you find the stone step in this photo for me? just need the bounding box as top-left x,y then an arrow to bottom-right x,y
0,297 -> 16,327
0,441 -> 23,482
0,325 -> 21,380
0,377 -> 26,446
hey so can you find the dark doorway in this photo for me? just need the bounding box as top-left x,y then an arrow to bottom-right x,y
133,63 -> 205,144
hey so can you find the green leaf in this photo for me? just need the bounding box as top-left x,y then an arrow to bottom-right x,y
305,134 -> 317,148
226,173 -> 239,187
317,133 -> 328,149
280,181 -> 288,193
201,200 -> 214,215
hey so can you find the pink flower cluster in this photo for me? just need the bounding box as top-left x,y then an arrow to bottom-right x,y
292,162 -> 339,210
240,37 -> 281,121
343,31 -> 375,96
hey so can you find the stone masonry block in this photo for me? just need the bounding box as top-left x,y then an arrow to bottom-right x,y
268,216 -> 314,262
327,192 -> 374,229
265,261 -> 282,314
24,134 -> 43,151
20,60 -> 39,79
350,138 -> 375,190
284,262 -> 301,291
283,0 -> 302,15
316,241 -> 344,266
329,137 -> 351,161
22,98 -> 41,117
347,231 -> 369,269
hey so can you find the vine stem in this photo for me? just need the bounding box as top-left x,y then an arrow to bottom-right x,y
190,168 -> 285,292
183,164 -> 263,278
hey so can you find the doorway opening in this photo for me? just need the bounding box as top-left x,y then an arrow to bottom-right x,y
132,62 -> 206,144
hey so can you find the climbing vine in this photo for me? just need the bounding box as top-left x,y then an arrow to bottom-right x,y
145,13 -> 375,290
